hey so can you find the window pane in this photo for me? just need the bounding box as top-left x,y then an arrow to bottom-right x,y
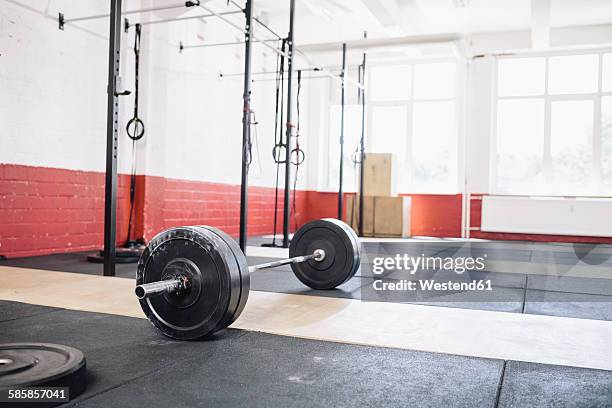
370,106 -> 408,191
498,58 -> 545,96
370,65 -> 411,101
370,106 -> 407,154
548,54 -> 598,95
412,101 -> 457,191
603,54 -> 612,93
496,99 -> 545,193
601,97 -> 612,193
413,62 -> 456,100
550,100 -> 594,194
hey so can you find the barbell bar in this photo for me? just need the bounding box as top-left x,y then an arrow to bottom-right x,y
135,248 -> 326,300
135,219 -> 361,340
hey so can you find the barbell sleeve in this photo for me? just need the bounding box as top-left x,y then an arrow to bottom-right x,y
248,249 -> 326,273
135,278 -> 182,300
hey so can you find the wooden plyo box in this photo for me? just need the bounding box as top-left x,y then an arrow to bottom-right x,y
363,153 -> 397,197
345,195 -> 411,238
345,196 -> 374,236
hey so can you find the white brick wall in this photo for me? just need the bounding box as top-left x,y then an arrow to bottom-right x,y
1,0 -> 313,189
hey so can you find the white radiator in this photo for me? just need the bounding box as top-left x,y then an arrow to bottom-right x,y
481,196 -> 612,237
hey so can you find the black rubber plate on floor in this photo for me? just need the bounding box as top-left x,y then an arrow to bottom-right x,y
1,301 -> 611,407
0,301 -> 503,407
524,290 -> 612,321
527,274 -> 612,296
0,252 -> 136,278
249,268 -> 371,299
0,300 -> 57,322
498,361 -> 612,407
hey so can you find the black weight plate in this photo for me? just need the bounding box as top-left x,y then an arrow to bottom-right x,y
137,227 -> 240,340
195,226 -> 250,332
329,218 -> 361,260
319,218 -> 362,281
289,219 -> 361,289
0,343 -> 86,405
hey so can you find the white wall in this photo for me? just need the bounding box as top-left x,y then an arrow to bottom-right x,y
0,0 -> 134,173
464,56 -> 494,194
3,0 -> 612,196
129,0 -> 312,189
0,0 -> 313,190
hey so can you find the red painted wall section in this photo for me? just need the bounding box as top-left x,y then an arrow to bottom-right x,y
0,164 -> 133,258
3,164 -> 612,258
469,194 -> 612,244
0,165 -> 311,258
140,175 -> 308,241
304,191 -> 344,222
302,192 -> 463,238
406,194 -> 462,237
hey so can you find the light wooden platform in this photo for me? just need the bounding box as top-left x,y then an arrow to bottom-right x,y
1,266 -> 611,371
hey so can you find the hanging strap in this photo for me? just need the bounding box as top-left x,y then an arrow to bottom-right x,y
126,23 -> 145,141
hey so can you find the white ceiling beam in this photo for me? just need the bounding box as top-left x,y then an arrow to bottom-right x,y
361,0 -> 396,27
361,0 -> 418,34
531,0 -> 551,49
298,33 -> 463,53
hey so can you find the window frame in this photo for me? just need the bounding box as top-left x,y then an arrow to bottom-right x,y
491,48 -> 612,197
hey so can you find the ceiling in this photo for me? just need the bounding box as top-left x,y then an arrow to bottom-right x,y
244,0 -> 612,44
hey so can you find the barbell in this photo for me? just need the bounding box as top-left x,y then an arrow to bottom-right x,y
135,219 -> 361,340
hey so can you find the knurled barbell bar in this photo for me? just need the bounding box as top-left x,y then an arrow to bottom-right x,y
135,248 -> 327,300
135,218 -> 361,340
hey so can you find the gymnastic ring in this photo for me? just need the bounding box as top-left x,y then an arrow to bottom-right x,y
351,150 -> 363,164
126,117 -> 145,141
291,148 -> 305,166
272,143 -> 287,164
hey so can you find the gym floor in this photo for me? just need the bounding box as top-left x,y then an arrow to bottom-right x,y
1,238 -> 611,407
4,0 -> 612,406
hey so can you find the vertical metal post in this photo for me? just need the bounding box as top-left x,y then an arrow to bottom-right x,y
239,0 -> 254,252
103,0 -> 123,277
282,0 -> 296,248
337,43 -> 347,220
358,50 -> 367,236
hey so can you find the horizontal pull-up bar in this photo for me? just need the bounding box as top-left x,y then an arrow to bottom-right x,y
293,47 -> 365,91
226,0 -> 282,40
180,38 -> 278,51
219,67 -> 320,77
192,3 -> 291,59
188,2 -> 363,91
246,74 -> 340,83
58,1 -> 200,30
218,65 -> 361,78
128,10 -> 242,28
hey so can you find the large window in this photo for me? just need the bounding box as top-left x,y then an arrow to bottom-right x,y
367,61 -> 460,193
494,51 -> 612,196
